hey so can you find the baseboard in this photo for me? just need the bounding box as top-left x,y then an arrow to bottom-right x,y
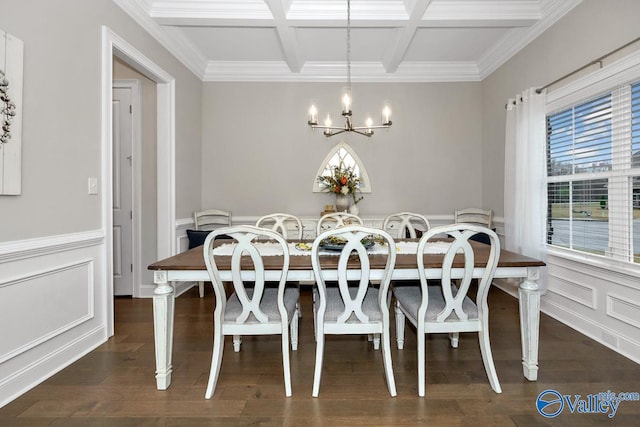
0,325 -> 106,408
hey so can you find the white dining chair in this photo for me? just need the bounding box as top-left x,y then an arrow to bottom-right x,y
256,213 -> 303,239
316,212 -> 363,235
193,208 -> 232,297
382,212 -> 431,239
393,223 -> 501,396
203,225 -> 299,398
256,213 -> 304,317
310,225 -> 397,397
454,208 -> 493,228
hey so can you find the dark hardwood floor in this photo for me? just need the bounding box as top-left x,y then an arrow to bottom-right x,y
1,286 -> 639,426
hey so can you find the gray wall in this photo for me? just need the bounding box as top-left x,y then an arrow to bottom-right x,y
201,81 -> 483,217
0,0 -> 203,243
481,0 -> 640,217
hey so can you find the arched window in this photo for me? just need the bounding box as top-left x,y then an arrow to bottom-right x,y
312,142 -> 371,193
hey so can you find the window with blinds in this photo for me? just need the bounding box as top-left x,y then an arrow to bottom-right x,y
547,80 -> 640,263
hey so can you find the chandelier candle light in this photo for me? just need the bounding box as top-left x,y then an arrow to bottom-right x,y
307,0 -> 392,137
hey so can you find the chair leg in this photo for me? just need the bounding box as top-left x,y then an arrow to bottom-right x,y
205,325 -> 224,399
198,281 -> 204,298
381,329 -> 397,397
312,329 -> 325,397
372,334 -> 380,350
291,309 -> 299,351
449,332 -> 459,348
281,323 -> 292,397
233,335 -> 242,352
478,328 -> 502,393
312,290 -> 317,341
395,302 -> 405,350
417,332 -> 426,397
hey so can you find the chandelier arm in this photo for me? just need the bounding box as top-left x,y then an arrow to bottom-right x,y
325,129 -> 349,137
310,124 -> 349,131
349,129 -> 374,137
351,124 -> 392,130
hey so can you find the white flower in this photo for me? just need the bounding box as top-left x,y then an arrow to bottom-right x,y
340,186 -> 350,195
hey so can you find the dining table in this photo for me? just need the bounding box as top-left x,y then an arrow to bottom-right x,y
147,238 -> 546,391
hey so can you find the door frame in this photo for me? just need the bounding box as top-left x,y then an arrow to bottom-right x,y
112,80 -> 141,297
101,27 -> 176,336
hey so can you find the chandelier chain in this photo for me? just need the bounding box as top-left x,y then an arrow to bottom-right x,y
347,0 -> 351,91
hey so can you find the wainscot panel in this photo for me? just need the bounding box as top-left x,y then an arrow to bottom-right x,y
0,230 -> 107,408
496,249 -> 640,365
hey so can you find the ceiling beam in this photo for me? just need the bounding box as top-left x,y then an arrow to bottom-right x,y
382,0 -> 432,73
265,0 -> 302,72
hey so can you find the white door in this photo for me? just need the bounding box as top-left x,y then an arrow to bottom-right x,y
112,87 -> 134,296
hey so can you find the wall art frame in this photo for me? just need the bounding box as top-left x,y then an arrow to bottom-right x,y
0,28 -> 24,195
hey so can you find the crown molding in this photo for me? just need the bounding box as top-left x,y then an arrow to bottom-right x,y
477,0 -> 582,79
113,0 -> 208,79
287,0 -> 407,20
423,0 -> 540,25
150,0 -> 273,20
202,60 -> 480,82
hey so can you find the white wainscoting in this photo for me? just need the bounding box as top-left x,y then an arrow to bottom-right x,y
495,247 -> 640,364
0,230 -> 107,408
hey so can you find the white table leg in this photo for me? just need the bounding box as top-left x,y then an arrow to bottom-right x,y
153,270 -> 175,390
518,267 -> 540,381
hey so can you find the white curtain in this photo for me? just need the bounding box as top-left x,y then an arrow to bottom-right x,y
504,88 -> 548,293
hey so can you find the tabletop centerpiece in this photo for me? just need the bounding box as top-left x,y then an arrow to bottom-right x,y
317,162 -> 364,213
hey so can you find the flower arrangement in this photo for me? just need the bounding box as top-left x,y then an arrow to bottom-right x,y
317,162 -> 364,204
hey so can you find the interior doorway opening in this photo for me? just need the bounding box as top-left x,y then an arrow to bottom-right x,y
102,26 -> 176,336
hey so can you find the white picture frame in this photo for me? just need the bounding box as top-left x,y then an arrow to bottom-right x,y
0,28 -> 24,195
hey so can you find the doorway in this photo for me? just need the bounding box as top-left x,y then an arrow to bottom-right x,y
102,27 -> 176,336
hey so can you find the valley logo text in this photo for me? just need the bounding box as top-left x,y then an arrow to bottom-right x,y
536,389 -> 639,418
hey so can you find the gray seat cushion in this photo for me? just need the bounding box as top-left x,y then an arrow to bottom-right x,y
314,286 -> 381,322
225,287 -> 299,323
394,285 -> 478,322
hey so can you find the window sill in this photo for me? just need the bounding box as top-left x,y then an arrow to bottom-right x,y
546,245 -> 640,280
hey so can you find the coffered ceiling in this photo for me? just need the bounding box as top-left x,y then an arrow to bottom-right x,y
113,0 -> 582,82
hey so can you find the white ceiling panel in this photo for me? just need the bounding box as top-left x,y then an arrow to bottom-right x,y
405,27 -> 510,62
180,26 -> 283,61
297,27 -> 397,62
112,0 -> 583,81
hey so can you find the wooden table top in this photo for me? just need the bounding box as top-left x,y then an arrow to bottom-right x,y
148,240 -> 545,272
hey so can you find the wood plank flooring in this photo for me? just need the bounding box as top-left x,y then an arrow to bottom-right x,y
1,286 -> 639,426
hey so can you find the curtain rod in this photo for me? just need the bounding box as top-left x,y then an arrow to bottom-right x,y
535,36 -> 640,94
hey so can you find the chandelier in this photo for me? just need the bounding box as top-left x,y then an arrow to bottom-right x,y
307,0 -> 392,137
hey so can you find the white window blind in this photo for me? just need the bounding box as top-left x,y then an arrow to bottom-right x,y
547,81 -> 640,263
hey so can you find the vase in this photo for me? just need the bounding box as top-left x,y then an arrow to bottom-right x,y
335,194 -> 350,212
349,204 -> 359,215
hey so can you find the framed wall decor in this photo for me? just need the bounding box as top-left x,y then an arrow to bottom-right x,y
0,28 -> 23,195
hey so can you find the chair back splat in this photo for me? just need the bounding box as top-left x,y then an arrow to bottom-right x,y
310,225 -> 397,397
383,211 -> 430,239
316,212 -> 363,235
256,213 -> 303,240
454,208 -> 492,228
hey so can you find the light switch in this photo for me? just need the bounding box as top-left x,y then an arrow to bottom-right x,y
88,177 -> 98,195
